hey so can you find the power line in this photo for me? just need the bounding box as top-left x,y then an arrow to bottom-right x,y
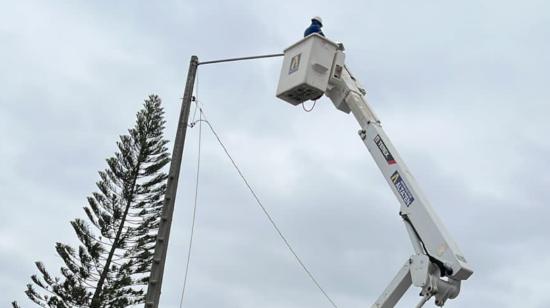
194,110 -> 339,308
179,71 -> 204,307
178,108 -> 203,308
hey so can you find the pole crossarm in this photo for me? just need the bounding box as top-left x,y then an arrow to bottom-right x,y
198,53 -> 283,65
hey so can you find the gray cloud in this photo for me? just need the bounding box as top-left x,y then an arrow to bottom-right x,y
2,0 -> 550,307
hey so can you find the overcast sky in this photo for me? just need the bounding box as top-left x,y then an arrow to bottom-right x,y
2,0 -> 550,307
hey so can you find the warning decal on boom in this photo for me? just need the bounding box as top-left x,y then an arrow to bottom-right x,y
390,171 -> 415,207
374,135 -> 396,165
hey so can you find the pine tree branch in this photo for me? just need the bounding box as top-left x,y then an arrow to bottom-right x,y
24,95 -> 170,308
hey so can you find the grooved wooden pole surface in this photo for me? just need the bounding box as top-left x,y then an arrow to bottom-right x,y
145,55 -> 199,308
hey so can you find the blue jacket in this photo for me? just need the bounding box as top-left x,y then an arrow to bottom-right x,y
304,20 -> 324,37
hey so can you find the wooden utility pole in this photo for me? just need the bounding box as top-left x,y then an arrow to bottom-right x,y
143,52 -> 284,307
145,55 -> 199,308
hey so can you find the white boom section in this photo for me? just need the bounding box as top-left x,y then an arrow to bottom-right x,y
276,34 -> 473,307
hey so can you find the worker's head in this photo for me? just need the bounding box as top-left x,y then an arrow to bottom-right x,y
311,16 -> 323,26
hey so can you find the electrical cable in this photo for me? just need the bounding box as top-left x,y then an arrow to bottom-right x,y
302,100 -> 317,112
178,96 -> 203,307
181,69 -> 337,308
193,109 -> 339,308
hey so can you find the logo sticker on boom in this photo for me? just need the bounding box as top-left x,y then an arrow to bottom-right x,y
374,135 -> 396,165
289,54 -> 301,74
390,171 -> 415,207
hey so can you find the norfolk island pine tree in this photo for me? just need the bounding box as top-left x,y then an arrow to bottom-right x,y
13,95 -> 171,307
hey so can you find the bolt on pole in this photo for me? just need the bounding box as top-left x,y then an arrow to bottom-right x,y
145,55 -> 199,308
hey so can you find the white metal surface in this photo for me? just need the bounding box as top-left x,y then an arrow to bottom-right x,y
276,34 -> 338,105
276,38 -> 473,307
338,67 -> 472,281
371,260 -> 412,308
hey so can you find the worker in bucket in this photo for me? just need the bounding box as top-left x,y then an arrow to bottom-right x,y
304,16 -> 324,37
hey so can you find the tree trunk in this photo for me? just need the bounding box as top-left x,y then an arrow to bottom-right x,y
90,161 -> 141,308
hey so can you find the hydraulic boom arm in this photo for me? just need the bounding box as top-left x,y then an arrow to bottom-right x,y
276,34 -> 473,307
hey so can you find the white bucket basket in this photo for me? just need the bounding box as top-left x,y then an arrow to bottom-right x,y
276,34 -> 339,105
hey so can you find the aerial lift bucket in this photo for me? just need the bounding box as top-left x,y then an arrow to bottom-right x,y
276,34 -> 339,105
